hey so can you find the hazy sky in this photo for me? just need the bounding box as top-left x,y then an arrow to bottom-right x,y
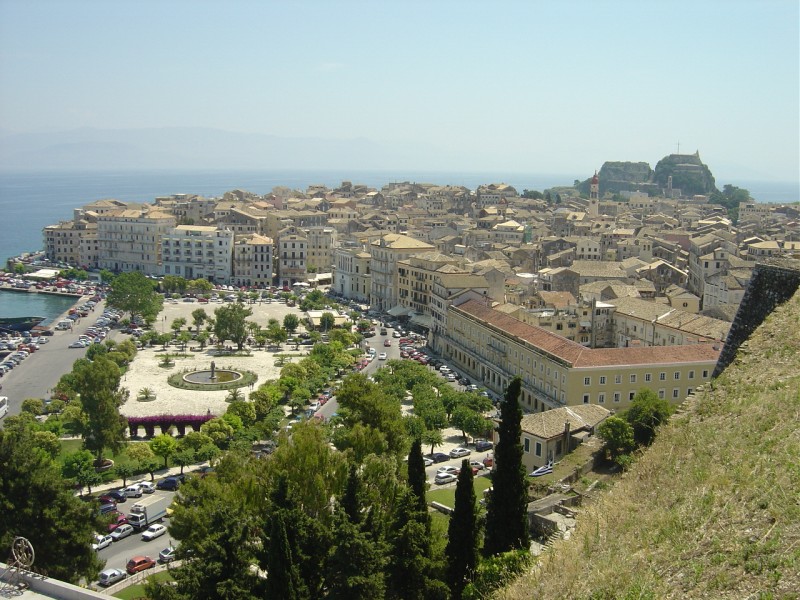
0,0 -> 797,181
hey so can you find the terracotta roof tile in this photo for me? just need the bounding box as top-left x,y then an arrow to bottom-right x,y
455,299 -> 721,368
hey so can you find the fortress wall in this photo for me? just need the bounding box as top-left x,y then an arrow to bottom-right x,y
713,258 -> 800,377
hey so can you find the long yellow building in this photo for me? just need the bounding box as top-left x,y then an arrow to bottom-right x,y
436,297 -> 720,412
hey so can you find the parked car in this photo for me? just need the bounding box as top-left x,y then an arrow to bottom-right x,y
98,502 -> 118,515
110,523 -> 134,541
383,339 -> 391,346
470,460 -> 487,471
475,439 -> 493,452
434,472 -> 458,485
437,465 -> 459,475
430,452 -> 449,463
483,454 -> 494,468
449,447 -> 471,458
378,352 -> 387,360
108,514 -> 129,533
158,546 -> 177,563
98,568 -> 126,587
126,555 -> 156,575
92,534 -> 113,551
138,481 -> 156,494
156,476 -> 181,491
142,524 -> 167,541
123,484 -> 143,498
99,490 -> 126,504
423,457 -> 434,467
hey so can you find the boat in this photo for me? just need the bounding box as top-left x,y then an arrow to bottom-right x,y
0,316 -> 46,332
529,460 -> 554,477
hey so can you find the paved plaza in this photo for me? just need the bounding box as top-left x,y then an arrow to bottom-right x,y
120,299 -> 310,419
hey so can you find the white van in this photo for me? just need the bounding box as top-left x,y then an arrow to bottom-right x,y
0,396 -> 8,419
55,320 -> 72,330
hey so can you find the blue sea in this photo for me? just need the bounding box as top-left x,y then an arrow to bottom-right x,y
0,169 -> 797,266
0,289 -> 79,324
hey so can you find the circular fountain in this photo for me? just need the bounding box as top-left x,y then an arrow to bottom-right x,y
183,361 -> 243,385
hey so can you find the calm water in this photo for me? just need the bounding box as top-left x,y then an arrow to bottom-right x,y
0,289 -> 79,324
0,169 -> 797,265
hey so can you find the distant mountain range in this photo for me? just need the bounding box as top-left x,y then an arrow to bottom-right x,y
0,127 -> 456,171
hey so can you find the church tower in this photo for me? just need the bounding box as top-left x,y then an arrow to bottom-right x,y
588,170 -> 599,216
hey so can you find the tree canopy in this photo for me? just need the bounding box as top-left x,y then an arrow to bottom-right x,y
106,271 -> 163,321
214,302 -> 254,350
0,425 -> 104,583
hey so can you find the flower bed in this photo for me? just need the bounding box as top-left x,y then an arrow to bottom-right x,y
127,413 -> 215,438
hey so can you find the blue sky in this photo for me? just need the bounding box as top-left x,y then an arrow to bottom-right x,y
0,0 -> 797,181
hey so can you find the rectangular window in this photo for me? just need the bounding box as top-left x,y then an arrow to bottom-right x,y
535,441 -> 542,457
703,370 -> 709,378
583,394 -> 590,404
689,370 -> 695,379
524,438 -> 530,453
629,392 -> 636,401
615,374 -> 621,384
674,372 -> 680,380
630,374 -> 636,383
673,388 -> 680,398
584,377 -> 591,386
614,392 -> 620,403
599,376 -> 606,385
645,373 -> 652,382
659,389 -> 665,399
598,393 -> 605,403
660,372 -> 666,381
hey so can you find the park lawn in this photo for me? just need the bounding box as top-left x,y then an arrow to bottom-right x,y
113,570 -> 173,599
57,439 -> 177,485
426,474 -> 493,509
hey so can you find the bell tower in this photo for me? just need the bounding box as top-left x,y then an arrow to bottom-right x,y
589,170 -> 599,216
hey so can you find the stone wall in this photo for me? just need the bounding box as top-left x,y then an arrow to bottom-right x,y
713,258 -> 800,377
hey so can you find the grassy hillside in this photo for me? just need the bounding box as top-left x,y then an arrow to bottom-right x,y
501,291 -> 800,599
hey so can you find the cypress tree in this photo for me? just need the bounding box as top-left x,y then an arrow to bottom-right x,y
386,489 -> 448,600
483,376 -> 530,556
325,512 -> 387,600
445,459 -> 479,599
407,438 -> 428,512
265,512 -> 305,600
342,462 -> 361,524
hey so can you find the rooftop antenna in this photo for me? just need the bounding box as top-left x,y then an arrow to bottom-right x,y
676,141 -> 680,154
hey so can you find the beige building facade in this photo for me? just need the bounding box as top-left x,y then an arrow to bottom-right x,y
438,298 -> 719,413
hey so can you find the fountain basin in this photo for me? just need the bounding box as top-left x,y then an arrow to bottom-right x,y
183,370 -> 243,385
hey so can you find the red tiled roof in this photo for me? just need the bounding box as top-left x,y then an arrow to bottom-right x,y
454,299 -> 720,368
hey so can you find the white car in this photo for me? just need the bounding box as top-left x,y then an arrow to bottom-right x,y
92,533 -> 113,551
123,484 -> 143,498
138,481 -> 156,494
439,365 -> 451,373
142,524 -> 167,542
423,457 -> 434,467
378,352 -> 388,360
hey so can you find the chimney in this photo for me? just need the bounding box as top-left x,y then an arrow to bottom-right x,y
563,421 -> 571,453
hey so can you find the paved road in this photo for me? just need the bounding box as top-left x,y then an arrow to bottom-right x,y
93,489 -> 178,583
0,299 -> 112,418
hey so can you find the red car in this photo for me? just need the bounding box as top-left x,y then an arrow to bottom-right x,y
383,339 -> 391,347
108,514 -> 129,533
126,556 -> 156,575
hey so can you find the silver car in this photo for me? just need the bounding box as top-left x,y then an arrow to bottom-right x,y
98,568 -> 126,587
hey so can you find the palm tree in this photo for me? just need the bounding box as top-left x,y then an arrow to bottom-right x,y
226,388 -> 244,403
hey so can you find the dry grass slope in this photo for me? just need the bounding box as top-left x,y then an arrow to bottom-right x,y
500,291 -> 800,600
